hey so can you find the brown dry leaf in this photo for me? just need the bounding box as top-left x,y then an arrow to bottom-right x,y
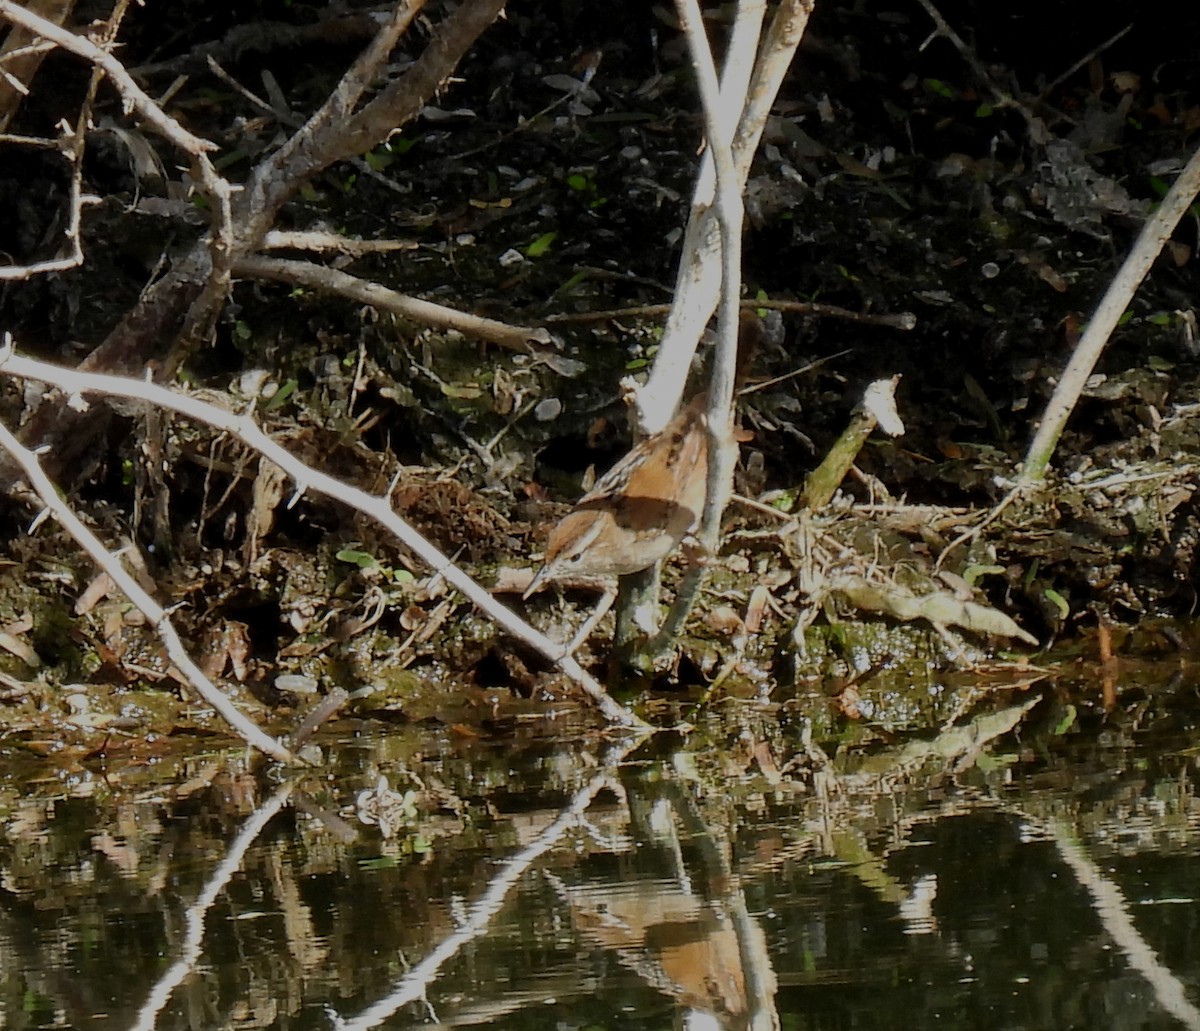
245,460 -> 288,566
1,613 -> 33,635
492,367 -> 518,415
752,739 -> 782,784
1167,240 -> 1191,266
198,621 -> 252,681
227,623 -> 251,682
1147,96 -> 1174,126
837,684 -> 863,719
0,631 -> 39,668
399,604 -> 427,631
76,572 -> 115,615
832,573 -> 1038,646
706,606 -> 743,635
585,416 -> 609,449
744,585 -> 770,634
1110,70 -> 1140,94
936,437 -> 965,459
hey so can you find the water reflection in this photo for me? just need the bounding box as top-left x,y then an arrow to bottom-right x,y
1,696 -> 1199,1031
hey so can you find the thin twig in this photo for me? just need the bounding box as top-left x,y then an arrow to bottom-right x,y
259,230 -> 419,255
1021,138 -> 1200,481
913,0 -> 1019,112
0,2 -> 215,155
543,298 -> 914,330
1038,24 -> 1132,102
234,255 -> 549,351
933,487 -> 1018,572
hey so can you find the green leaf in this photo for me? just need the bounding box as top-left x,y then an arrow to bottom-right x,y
923,78 -> 955,99
262,379 -> 298,412
566,172 -> 590,191
963,563 -> 1005,586
771,491 -> 799,513
525,231 -> 558,258
1022,559 -> 1039,591
364,149 -> 394,172
1043,587 -> 1069,620
388,134 -> 419,155
337,549 -> 378,570
1053,703 -> 1077,735
553,268 -> 590,295
975,102 -> 994,118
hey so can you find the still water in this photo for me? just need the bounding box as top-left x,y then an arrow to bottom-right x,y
1,686 -> 1198,1031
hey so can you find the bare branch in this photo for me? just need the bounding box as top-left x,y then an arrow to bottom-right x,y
0,120 -> 88,280
1021,138 -> 1200,482
0,0 -> 237,339
234,255 -> 550,351
543,298 -> 915,329
646,0 -> 750,652
0,1 -> 216,156
241,0 -> 507,234
0,0 -> 74,132
259,230 -> 419,256
1,1 -> 505,487
635,0 -> 815,435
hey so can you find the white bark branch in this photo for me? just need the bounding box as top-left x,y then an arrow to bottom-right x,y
1021,138 -> 1200,482
234,255 -> 551,351
635,0 -> 814,435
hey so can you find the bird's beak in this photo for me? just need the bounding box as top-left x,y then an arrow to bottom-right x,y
522,563 -> 550,601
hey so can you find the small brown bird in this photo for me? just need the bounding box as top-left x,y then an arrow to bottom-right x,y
523,391 -> 709,597
524,310 -> 763,597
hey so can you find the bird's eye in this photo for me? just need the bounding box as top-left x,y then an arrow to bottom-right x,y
568,552 -> 582,563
